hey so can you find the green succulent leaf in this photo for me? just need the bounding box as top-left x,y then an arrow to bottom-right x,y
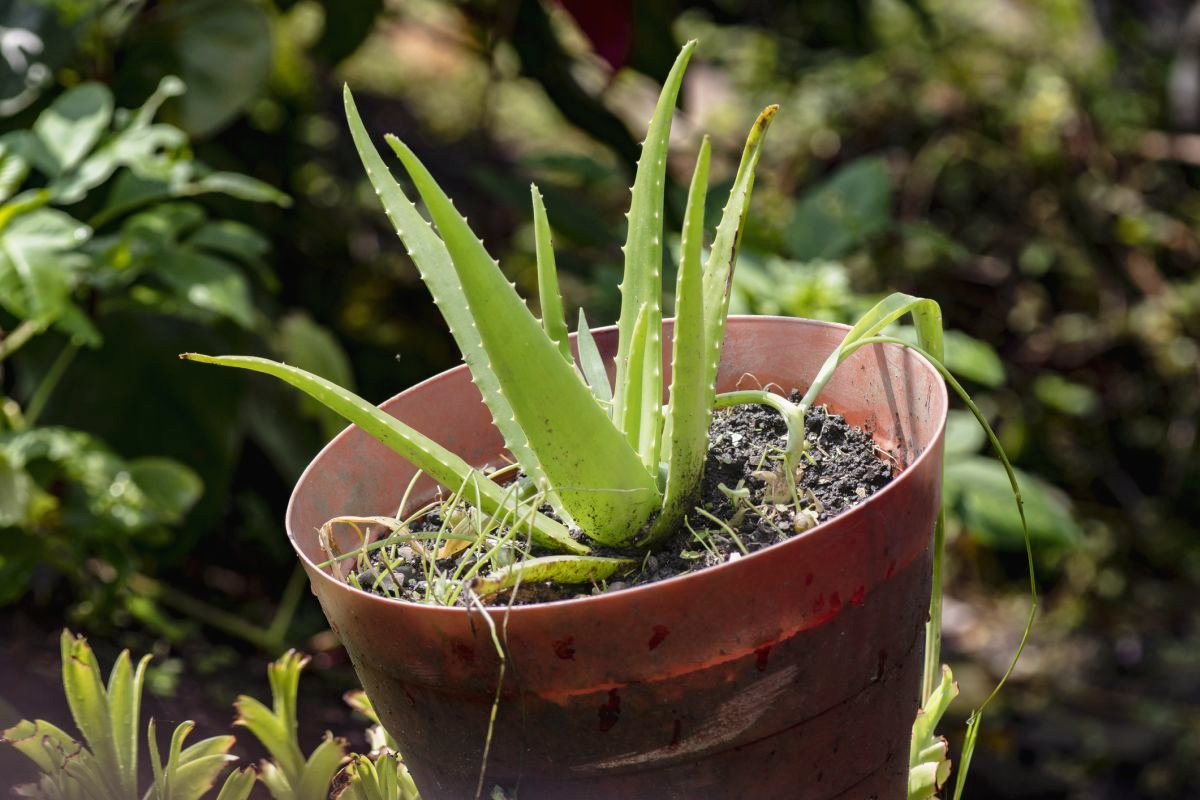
613,40 -> 695,457
576,310 -> 613,409
700,104 -> 778,409
531,184 -> 571,362
470,554 -> 638,597
180,353 -> 584,554
213,768 -> 257,800
646,137 -> 712,546
344,86 -> 574,532
385,130 -> 660,545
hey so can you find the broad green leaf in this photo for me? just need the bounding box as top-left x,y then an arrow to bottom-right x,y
576,310 -> 613,409
155,249 -> 255,328
0,208 -> 90,328
33,84 -> 113,176
470,555 -> 637,597
386,132 -> 661,545
274,312 -> 357,439
181,353 -> 585,554
183,172 -> 291,206
127,458 -> 203,523
531,184 -> 571,362
700,105 -> 778,407
943,409 -> 986,457
0,138 -> 31,203
786,156 -> 892,261
612,41 -> 694,455
233,694 -> 299,780
648,137 -> 711,545
126,0 -> 272,137
946,457 -> 1081,549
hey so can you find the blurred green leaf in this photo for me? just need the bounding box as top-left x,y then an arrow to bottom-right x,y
274,313 -> 355,439
787,156 -> 891,261
1033,373 -> 1098,417
0,208 -> 93,333
0,139 -> 32,203
153,249 -> 255,329
126,458 -> 203,524
33,83 -> 113,176
124,0 -> 272,137
184,172 -> 291,207
943,409 -> 986,457
945,456 -> 1082,549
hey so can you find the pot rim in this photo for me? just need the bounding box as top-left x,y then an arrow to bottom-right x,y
285,315 -> 948,614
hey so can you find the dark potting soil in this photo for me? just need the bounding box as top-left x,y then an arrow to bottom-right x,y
349,396 -> 892,604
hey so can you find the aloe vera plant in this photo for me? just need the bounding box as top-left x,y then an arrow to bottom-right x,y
182,41 -> 782,573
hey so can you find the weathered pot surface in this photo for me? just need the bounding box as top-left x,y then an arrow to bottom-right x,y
286,316 -> 947,799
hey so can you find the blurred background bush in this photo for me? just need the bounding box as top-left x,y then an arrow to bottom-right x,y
1,0 -> 1198,796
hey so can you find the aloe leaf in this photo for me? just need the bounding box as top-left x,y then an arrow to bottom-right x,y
181,353 -> 585,554
700,104 -> 778,402
644,137 -> 712,546
613,40 -> 696,457
386,135 -> 660,545
59,631 -> 123,799
470,554 -> 638,597
800,292 -> 943,411
576,310 -> 613,409
343,86 -> 570,532
531,184 -> 571,362
908,665 -> 958,800
623,303 -> 651,473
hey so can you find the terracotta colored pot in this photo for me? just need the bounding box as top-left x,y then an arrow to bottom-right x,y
286,316 -> 947,799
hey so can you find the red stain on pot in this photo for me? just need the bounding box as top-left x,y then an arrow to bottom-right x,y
805,572 -> 814,586
647,625 -> 669,650
754,644 -> 771,672
598,688 -> 621,731
886,558 -> 898,578
553,636 -> 576,660
850,584 -> 867,607
450,641 -> 474,665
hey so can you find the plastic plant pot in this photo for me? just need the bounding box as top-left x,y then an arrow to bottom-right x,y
286,316 -> 948,800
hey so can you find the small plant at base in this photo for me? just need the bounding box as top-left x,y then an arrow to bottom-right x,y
1,630 -> 253,800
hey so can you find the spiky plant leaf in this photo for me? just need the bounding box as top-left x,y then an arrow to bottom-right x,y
700,104 -> 778,406
612,40 -> 696,462
180,353 -> 584,555
644,137 -> 712,546
531,184 -> 571,362
576,310 -> 612,409
342,86 -> 572,532
386,134 -> 660,545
